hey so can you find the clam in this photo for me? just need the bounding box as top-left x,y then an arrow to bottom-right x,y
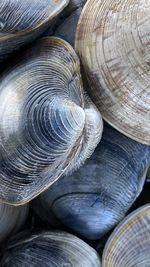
0,37 -> 103,205
75,0 -> 150,144
0,231 -> 101,266
102,204 -> 150,267
32,123 -> 150,240
0,203 -> 28,243
0,0 -> 69,61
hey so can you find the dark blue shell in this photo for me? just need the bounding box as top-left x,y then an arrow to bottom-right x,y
33,123 -> 150,239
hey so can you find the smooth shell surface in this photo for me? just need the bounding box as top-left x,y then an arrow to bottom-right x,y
0,231 -> 101,266
102,204 -> 150,267
50,0 -> 87,46
0,0 -> 69,60
0,37 -> 103,205
54,7 -> 83,46
75,0 -> 150,144
0,203 -> 28,243
32,123 -> 150,239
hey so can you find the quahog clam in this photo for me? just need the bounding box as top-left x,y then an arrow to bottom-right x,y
0,203 -> 28,243
0,37 -> 103,205
32,123 -> 150,239
0,0 -> 69,61
102,204 -> 150,267
0,231 -> 101,266
75,0 -> 150,144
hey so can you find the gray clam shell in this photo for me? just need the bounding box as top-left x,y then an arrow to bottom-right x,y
0,0 -> 69,61
0,203 -> 28,243
32,123 -> 150,239
0,231 -> 101,266
0,37 -> 102,205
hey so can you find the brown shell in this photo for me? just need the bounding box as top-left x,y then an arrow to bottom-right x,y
102,204 -> 150,266
75,0 -> 150,144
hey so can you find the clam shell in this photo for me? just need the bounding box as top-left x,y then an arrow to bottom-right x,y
0,37 -> 102,205
0,203 -> 28,243
102,204 -> 150,267
0,231 -> 101,266
75,0 -> 150,144
32,123 -> 150,239
0,0 -> 69,61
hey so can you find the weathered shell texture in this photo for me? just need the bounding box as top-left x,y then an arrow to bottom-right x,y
0,37 -> 103,205
102,204 -> 150,267
75,0 -> 150,144
52,0 -> 87,46
0,203 -> 28,243
0,0 -> 69,61
32,123 -> 150,240
0,231 -> 101,266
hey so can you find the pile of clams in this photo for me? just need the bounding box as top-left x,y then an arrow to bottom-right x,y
0,0 -> 149,265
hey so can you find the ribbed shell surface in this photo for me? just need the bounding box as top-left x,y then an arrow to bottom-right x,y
0,37 -> 103,205
0,0 -> 69,60
0,203 -> 28,242
0,231 -> 101,266
32,123 -> 150,239
102,204 -> 150,267
75,0 -> 150,144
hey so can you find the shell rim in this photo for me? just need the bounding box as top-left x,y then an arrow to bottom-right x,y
102,203 -> 150,266
74,0 -> 150,146
0,0 -> 69,41
0,36 -> 84,206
